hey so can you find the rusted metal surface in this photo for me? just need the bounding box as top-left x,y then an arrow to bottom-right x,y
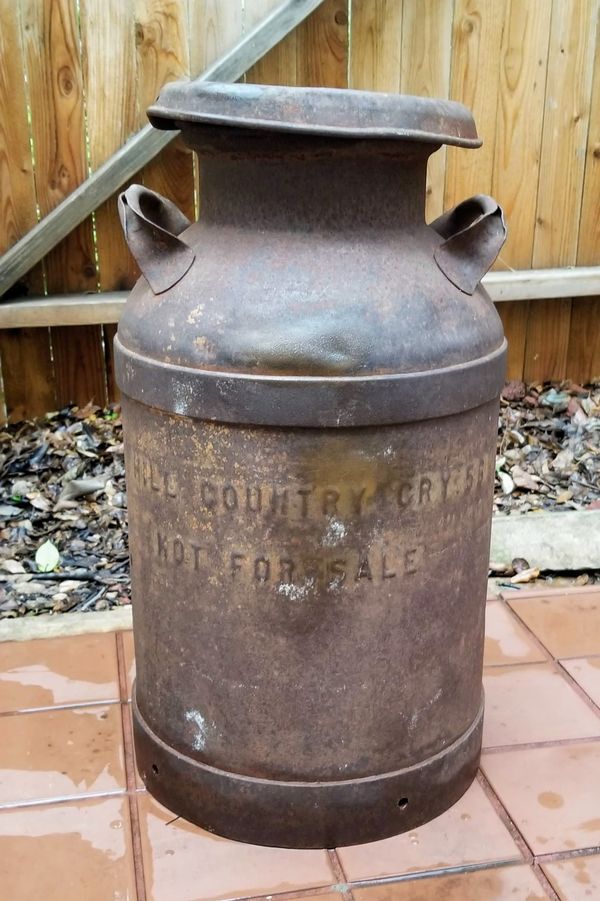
116,82 -> 507,848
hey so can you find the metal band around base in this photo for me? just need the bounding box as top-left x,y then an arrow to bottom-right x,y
132,691 -> 484,849
115,336 -> 506,427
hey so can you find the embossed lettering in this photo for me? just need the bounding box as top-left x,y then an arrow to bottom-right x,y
173,538 -> 185,565
419,477 -> 431,504
398,482 -> 413,507
200,481 -> 217,510
246,486 -> 262,513
297,488 -> 312,518
231,553 -> 246,577
322,489 -> 340,516
382,555 -> 396,579
157,532 -> 167,560
356,556 -> 373,581
279,558 -> 295,583
271,488 -> 289,515
254,557 -> 271,582
350,487 -> 367,515
440,469 -> 452,501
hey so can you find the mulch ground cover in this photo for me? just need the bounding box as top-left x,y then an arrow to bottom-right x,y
1,381 -> 599,618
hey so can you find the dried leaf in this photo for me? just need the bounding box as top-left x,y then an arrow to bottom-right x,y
510,567 -> 541,584
35,540 -> 60,573
1,559 -> 26,574
498,471 -> 515,495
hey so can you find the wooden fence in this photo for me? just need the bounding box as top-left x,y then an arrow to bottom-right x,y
0,0 -> 599,421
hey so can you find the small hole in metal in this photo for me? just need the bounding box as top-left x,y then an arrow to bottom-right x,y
397,797 -> 409,809
152,764 -> 159,775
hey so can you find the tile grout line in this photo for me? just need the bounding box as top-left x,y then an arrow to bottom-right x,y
116,631 -> 147,901
531,862 -> 562,901
327,848 -> 355,901
535,843 -> 600,864
502,597 -> 600,717
495,599 -> 554,662
343,859 -> 525,891
556,659 -> 600,719
475,769 -> 534,865
0,697 -> 122,718
482,732 -> 600,755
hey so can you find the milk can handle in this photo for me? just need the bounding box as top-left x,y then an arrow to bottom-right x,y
118,185 -> 195,294
430,194 -> 507,295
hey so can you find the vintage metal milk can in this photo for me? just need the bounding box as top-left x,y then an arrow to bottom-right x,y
116,83 -> 507,848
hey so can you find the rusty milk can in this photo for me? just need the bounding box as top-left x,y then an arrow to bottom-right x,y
115,83 -> 507,849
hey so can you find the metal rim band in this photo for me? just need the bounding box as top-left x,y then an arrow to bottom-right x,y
132,690 -> 483,848
115,336 -> 507,427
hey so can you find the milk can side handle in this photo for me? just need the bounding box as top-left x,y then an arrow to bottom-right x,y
431,195 -> 507,295
118,185 -> 196,294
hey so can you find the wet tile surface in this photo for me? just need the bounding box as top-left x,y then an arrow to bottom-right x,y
0,704 -> 125,806
337,781 -> 520,881
136,792 -> 336,901
560,656 -> 600,708
484,601 -> 548,667
542,853 -> 600,900
0,796 -> 136,901
481,742 -> 600,855
0,633 -> 119,712
508,592 -> 600,658
482,662 -> 600,747
352,864 -> 549,899
2,585 -> 600,899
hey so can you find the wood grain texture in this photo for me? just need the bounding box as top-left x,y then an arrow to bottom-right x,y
400,0 -> 453,221
349,0 -> 402,92
246,0 -> 297,86
0,2 -> 53,422
51,324 -> 107,407
0,328 -> 57,421
136,0 -> 195,221
566,298 -> 600,384
187,0 -> 244,73
524,298 -> 572,383
532,0 -> 599,268
497,300 -> 529,381
81,0 -> 139,291
444,0 -> 505,211
577,30 -> 600,267
296,0 -> 349,88
0,2 -> 43,294
491,0 -> 551,268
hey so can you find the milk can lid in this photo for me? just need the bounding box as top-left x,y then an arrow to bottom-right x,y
147,82 -> 481,148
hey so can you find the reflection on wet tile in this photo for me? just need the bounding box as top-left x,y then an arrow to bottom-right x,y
121,631 -> 135,700
0,705 -> 125,805
337,781 -> 519,882
508,593 -> 600,658
482,741 -> 600,854
0,634 -> 119,712
136,793 -> 336,901
484,601 -> 547,666
0,796 -> 136,901
352,864 -> 549,900
542,853 -> 600,900
482,663 -> 600,747
561,657 -> 600,708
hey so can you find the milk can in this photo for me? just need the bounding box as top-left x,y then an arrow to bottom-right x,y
115,82 -> 507,849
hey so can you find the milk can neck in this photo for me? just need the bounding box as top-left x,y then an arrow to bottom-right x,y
198,148 -> 430,230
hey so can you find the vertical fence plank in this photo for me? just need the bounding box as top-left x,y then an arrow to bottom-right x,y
528,0 -> 598,384
492,0 -> 551,270
567,298 -> 600,384
444,0 -> 505,211
22,0 -> 107,408
400,0 -> 453,222
532,0 -> 599,268
496,301 -> 529,381
81,0 -> 139,293
349,0 -> 402,91
136,0 -> 195,221
0,1 -> 56,422
296,0 -> 349,88
246,0 -> 298,86
523,298 -> 572,383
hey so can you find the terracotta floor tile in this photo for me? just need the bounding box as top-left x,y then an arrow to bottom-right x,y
0,704 -> 125,806
542,853 -> 600,900
136,792 -> 336,901
484,601 -> 548,667
507,593 -> 600,658
122,631 -> 135,700
0,633 -> 119,712
561,657 -> 600,708
482,663 -> 600,748
337,781 -> 520,882
352,864 -> 549,899
0,796 -> 136,900
481,741 -> 600,855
